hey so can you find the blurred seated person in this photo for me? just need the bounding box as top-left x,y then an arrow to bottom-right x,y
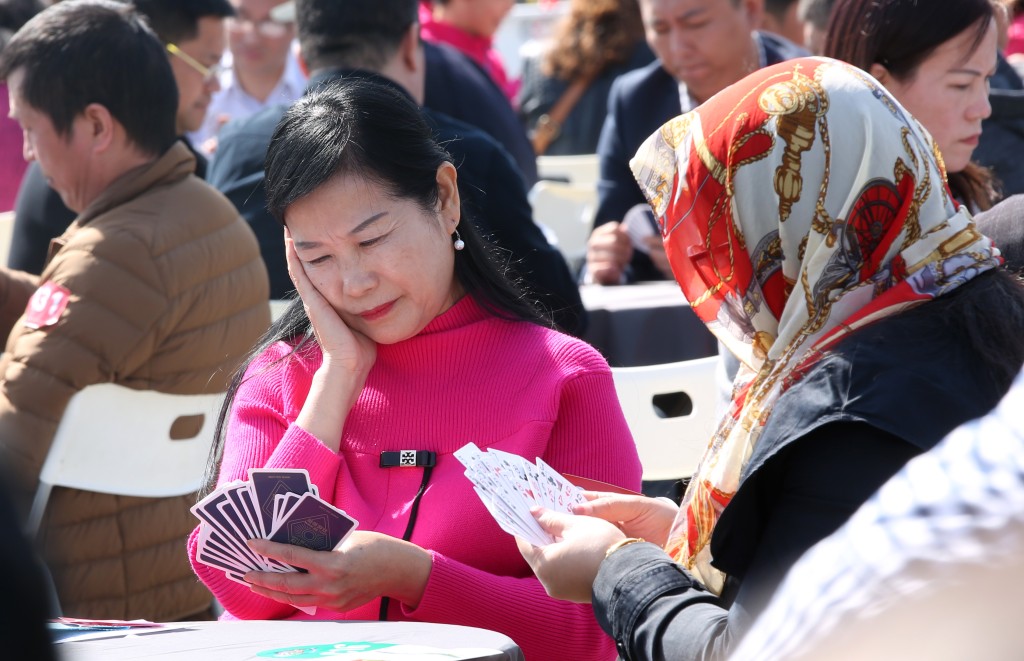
0,0 -> 43,211
796,0 -> 834,53
0,471 -> 55,661
188,0 -> 306,155
7,0 -> 235,274
424,39 -> 537,186
0,0 -> 269,620
209,0 -> 585,335
189,77 -> 642,661
517,57 -> 1024,658
586,0 -> 806,285
976,194 -> 1024,274
419,0 -> 517,105
518,0 -> 654,156
825,0 -> 999,211
760,0 -> 803,45
732,365 -> 1024,661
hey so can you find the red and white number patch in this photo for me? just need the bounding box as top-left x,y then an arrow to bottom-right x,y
23,281 -> 71,329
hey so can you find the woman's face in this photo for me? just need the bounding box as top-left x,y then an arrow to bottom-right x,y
873,19 -> 997,173
286,165 -> 464,345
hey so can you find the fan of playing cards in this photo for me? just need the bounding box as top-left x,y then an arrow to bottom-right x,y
191,468 -> 358,595
455,443 -> 585,547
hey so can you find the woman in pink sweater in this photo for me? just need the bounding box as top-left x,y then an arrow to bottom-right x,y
187,77 -> 641,661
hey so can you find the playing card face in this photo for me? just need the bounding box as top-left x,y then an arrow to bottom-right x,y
535,457 -> 586,511
249,468 -> 313,537
456,444 -> 588,547
268,493 -> 358,552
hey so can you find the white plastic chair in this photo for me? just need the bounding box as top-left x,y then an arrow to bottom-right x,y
611,356 -> 720,482
537,154 -> 600,187
529,180 -> 597,272
269,299 -> 291,322
27,383 -> 224,535
0,211 -> 15,266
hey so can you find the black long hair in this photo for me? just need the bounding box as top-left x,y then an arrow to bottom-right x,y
824,0 -> 998,210
203,78 -> 549,490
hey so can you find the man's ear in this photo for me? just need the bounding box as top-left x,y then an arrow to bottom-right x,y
399,23 -> 421,73
81,103 -> 115,153
297,45 -> 310,78
739,0 -> 765,30
869,62 -> 891,85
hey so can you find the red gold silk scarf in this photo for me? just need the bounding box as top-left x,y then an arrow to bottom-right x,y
630,57 -> 1001,594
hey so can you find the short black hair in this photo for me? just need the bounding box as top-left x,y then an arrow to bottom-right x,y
295,0 -> 417,72
797,0 -> 835,30
130,0 -> 234,44
0,0 -> 44,52
0,0 -> 178,156
765,0 -> 799,20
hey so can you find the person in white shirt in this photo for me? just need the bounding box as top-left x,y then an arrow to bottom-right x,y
189,0 -> 306,154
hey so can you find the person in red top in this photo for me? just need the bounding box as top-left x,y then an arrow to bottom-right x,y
419,0 -> 518,104
189,77 -> 642,661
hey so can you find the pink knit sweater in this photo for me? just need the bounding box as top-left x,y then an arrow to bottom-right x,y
188,296 -> 641,661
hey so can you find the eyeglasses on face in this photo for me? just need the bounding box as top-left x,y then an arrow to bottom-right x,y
166,43 -> 225,83
226,15 -> 293,39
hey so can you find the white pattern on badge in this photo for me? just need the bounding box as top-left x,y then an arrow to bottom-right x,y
400,450 -> 416,466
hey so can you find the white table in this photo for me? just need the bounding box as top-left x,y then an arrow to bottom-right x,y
56,620 -> 524,661
581,281 -> 718,367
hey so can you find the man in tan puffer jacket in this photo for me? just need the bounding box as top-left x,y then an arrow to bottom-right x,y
0,1 -> 270,621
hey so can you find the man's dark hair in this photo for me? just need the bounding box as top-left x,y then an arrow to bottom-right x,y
0,0 -> 44,52
765,0 -> 799,21
0,0 -> 178,156
797,0 -> 835,29
295,0 -> 418,72
131,0 -> 234,44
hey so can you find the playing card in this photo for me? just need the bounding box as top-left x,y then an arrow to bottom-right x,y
456,444 -> 587,547
535,457 -> 586,511
267,493 -> 358,552
193,468 -> 358,606
272,492 -> 303,532
249,468 -> 313,537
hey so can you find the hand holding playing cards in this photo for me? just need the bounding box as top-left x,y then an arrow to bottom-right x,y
573,492 -> 678,548
516,507 -> 626,603
245,531 -> 432,613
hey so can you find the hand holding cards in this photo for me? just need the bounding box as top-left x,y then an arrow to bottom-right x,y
191,468 -> 358,610
455,443 -> 585,546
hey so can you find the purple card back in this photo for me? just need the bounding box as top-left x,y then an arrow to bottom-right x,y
249,469 -> 312,537
267,493 -> 357,552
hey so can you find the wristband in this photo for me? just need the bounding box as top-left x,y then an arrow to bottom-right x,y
605,537 -> 646,558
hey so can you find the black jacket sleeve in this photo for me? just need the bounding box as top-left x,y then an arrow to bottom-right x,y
592,421 -> 920,661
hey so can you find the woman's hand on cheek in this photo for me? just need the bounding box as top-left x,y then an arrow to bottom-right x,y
516,508 -> 625,603
245,532 -> 433,613
284,228 -> 377,378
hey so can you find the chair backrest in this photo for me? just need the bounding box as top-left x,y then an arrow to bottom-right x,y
537,154 -> 600,187
27,384 -> 224,534
612,356 -> 720,482
269,299 -> 291,322
0,211 -> 15,267
529,180 -> 597,272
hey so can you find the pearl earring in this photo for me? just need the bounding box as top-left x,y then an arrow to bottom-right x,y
452,229 -> 465,251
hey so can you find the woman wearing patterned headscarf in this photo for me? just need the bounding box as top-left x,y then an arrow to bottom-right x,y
518,57 -> 1024,659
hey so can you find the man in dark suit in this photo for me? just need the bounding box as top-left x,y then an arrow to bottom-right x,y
209,0 -> 586,335
424,40 -> 537,187
586,0 -> 806,284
